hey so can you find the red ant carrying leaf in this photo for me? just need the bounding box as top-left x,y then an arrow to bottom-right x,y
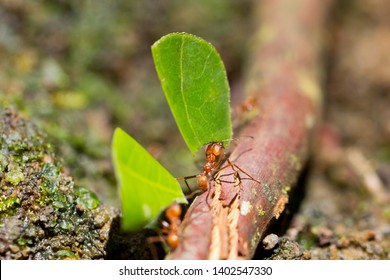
177,141 -> 261,204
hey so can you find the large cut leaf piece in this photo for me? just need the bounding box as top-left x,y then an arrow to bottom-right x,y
152,33 -> 232,154
112,128 -> 187,231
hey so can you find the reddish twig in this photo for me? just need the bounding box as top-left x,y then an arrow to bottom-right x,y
167,0 -> 333,259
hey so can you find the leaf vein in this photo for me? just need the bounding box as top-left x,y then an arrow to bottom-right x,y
180,36 -> 200,148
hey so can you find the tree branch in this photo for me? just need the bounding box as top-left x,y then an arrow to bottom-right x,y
167,0 -> 333,259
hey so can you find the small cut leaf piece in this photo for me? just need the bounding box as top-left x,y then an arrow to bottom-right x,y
112,128 -> 187,231
152,32 -> 232,154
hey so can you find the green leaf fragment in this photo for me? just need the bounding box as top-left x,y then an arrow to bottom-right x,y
152,32 -> 232,154
112,128 -> 187,232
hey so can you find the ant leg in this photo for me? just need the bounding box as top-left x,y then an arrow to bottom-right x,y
183,179 -> 193,193
238,177 -> 259,182
233,171 -> 242,188
185,189 -> 204,201
228,147 -> 253,163
219,170 -> 242,187
204,180 -> 216,211
147,236 -> 165,260
226,158 -> 261,184
205,188 -> 212,210
218,179 -> 236,184
218,171 -> 239,184
176,175 -> 197,193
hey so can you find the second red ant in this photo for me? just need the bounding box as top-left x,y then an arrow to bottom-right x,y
148,202 -> 182,258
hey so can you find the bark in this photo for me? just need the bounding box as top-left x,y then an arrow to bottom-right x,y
167,0 -> 333,259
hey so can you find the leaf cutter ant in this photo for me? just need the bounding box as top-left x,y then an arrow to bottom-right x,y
148,202 -> 182,258
177,141 -> 260,204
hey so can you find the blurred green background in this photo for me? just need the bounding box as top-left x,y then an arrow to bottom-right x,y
0,0 -> 254,205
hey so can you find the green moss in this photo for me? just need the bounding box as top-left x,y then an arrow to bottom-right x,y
251,228 -> 261,250
0,154 -> 7,171
41,162 -> 61,181
58,220 -> 72,230
17,238 -> 27,246
0,108 -> 114,259
75,186 -> 100,210
52,200 -> 65,209
296,230 -> 316,250
298,237 -> 315,250
8,142 -> 29,153
16,237 -> 32,247
256,206 -> 266,217
5,165 -> 25,185
0,196 -> 21,215
282,185 -> 291,195
55,250 -> 76,259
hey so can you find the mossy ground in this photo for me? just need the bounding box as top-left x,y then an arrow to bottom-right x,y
0,108 -> 115,259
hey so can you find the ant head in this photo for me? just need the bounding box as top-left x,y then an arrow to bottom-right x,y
206,142 -> 224,156
197,174 -> 208,191
166,202 -> 182,220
